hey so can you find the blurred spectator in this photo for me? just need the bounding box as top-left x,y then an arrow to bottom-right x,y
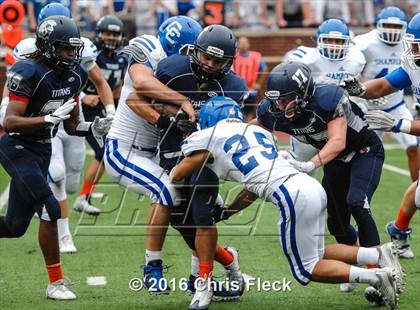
27,0 -> 77,32
106,0 -> 136,38
77,0 -> 107,31
348,0 -> 375,26
408,0 -> 420,19
232,36 -> 268,121
135,0 -> 157,36
311,0 -> 356,26
229,0 -> 273,29
153,0 -> 178,28
275,0 -> 316,27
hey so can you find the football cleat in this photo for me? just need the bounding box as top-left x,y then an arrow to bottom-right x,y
73,196 -> 101,215
364,286 -> 386,306
386,220 -> 414,259
186,274 -> 241,301
59,235 -> 77,254
142,260 -> 170,295
189,278 -> 213,310
339,282 -> 357,292
224,246 -> 245,296
46,279 -> 77,300
374,268 -> 399,310
378,242 -> 405,293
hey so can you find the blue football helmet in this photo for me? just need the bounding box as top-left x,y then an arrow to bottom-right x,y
376,6 -> 407,44
403,13 -> 420,68
316,19 -> 350,61
37,2 -> 71,23
158,15 -> 202,56
36,16 -> 83,71
265,61 -> 314,121
199,96 -> 243,129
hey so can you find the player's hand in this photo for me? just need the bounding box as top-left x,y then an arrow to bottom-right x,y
82,95 -> 100,107
367,97 -> 387,108
181,101 -> 196,122
44,98 -> 76,126
289,158 -> 316,174
341,77 -> 366,97
364,110 -> 411,133
0,97 -> 9,127
155,113 -> 197,135
91,116 -> 113,147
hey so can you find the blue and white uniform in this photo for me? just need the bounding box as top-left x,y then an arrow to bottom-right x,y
182,120 -> 326,285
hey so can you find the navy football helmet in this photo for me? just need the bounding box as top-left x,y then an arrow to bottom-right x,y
199,96 -> 243,129
191,25 -> 237,81
265,61 -> 314,120
95,15 -> 124,52
36,15 -> 83,71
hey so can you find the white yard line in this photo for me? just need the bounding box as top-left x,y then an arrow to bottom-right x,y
383,164 -> 411,177
0,182 -> 10,210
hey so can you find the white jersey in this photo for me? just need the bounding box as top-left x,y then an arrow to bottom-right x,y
13,37 -> 98,72
401,59 -> 420,103
354,29 -> 404,110
285,45 -> 366,85
181,121 -> 299,200
108,35 -> 167,149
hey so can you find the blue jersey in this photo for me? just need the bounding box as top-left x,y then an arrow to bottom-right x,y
156,54 -> 248,166
257,85 -> 378,159
6,59 -> 88,141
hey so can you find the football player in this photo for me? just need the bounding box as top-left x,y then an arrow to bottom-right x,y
171,96 -> 404,310
353,7 -> 420,181
344,13 -> 420,261
284,19 -> 366,175
0,16 -> 111,300
72,15 -> 128,215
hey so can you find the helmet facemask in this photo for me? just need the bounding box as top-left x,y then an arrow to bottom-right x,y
265,90 -> 307,121
317,32 -> 350,60
402,33 -> 420,68
98,29 -> 123,52
377,18 -> 407,44
191,46 -> 234,82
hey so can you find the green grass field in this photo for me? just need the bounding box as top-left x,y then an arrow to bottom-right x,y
0,145 -> 419,310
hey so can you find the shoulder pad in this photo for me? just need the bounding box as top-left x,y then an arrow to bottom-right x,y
81,37 -> 98,63
314,85 -> 346,111
13,38 -> 37,62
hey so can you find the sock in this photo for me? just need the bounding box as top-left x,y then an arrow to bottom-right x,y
199,262 -> 213,279
191,255 -> 200,277
214,246 -> 234,266
349,266 -> 378,286
145,250 -> 162,264
47,263 -> 63,284
57,218 -> 71,239
356,247 -> 379,265
396,207 -> 412,230
80,180 -> 95,197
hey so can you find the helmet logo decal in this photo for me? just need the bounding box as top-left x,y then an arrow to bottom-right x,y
206,46 -> 224,58
292,69 -> 308,88
208,91 -> 217,97
107,24 -> 121,32
165,21 -> 182,45
38,19 -> 57,38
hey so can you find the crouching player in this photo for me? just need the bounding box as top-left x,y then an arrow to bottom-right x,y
170,97 -> 405,310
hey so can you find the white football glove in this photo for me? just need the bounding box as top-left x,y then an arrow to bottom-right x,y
289,158 -> 316,174
0,97 -> 9,127
341,77 -> 366,97
367,97 -> 387,108
364,110 -> 411,133
91,116 -> 113,147
44,98 -> 76,125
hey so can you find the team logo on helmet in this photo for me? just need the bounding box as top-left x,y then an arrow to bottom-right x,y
38,19 -> 57,38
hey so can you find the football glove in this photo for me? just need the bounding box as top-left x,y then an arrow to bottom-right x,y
155,113 -> 197,135
289,158 -> 316,174
91,116 -> 113,147
44,98 -> 76,125
364,110 -> 412,133
341,77 -> 366,97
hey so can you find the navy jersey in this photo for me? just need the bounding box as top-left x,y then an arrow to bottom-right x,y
156,54 -> 248,165
6,59 -> 88,141
257,84 -> 378,159
83,45 -> 128,95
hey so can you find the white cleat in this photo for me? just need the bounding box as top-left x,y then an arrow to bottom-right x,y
73,196 -> 101,215
378,242 -> 405,293
59,235 -> 77,254
399,246 -> 414,259
46,279 -> 77,300
340,282 -> 357,292
375,268 -> 399,310
225,246 -> 245,296
189,279 -> 213,310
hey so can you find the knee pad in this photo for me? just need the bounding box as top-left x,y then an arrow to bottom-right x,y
48,160 -> 65,184
414,181 -> 420,210
65,172 -> 81,194
327,216 -> 358,245
49,179 -> 67,202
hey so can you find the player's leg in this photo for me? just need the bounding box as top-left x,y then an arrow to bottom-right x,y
105,138 -> 179,294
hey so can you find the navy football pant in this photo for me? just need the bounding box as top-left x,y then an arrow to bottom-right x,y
322,141 -> 384,247
0,135 -> 61,238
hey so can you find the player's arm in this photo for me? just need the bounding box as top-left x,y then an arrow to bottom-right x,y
362,78 -> 398,99
170,150 -> 212,182
87,64 -> 115,116
214,189 -> 259,221
364,109 -> 420,136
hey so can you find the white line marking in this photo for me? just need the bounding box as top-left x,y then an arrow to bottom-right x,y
0,182 -> 10,210
383,164 -> 410,177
